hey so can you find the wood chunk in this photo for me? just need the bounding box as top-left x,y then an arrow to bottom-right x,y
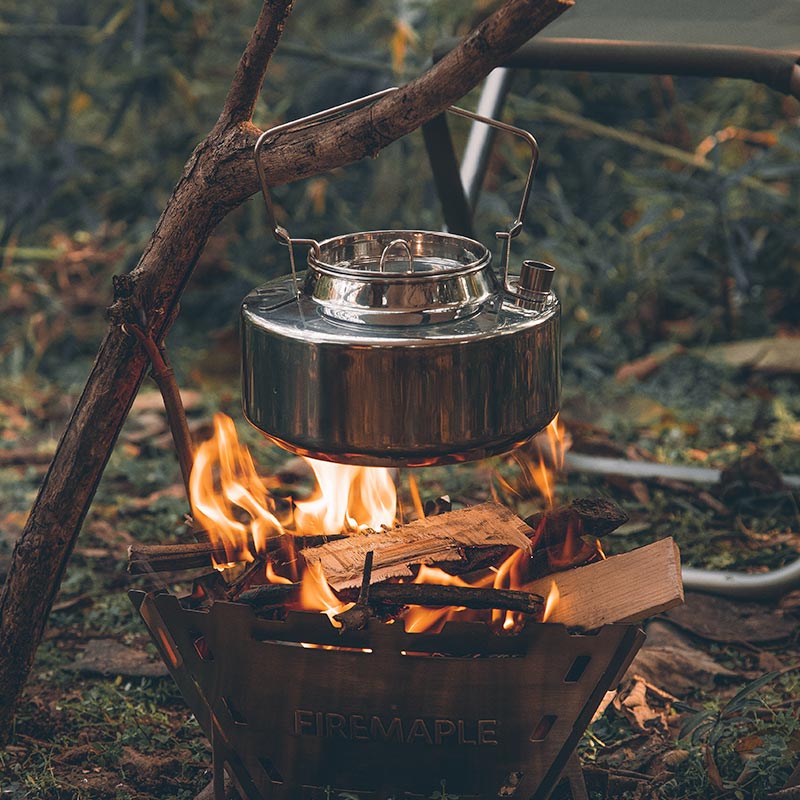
530,538 -> 683,629
128,542 -> 232,574
526,497 -> 629,539
302,501 -> 532,590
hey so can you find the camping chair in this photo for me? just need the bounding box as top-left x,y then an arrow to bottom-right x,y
422,0 -> 800,599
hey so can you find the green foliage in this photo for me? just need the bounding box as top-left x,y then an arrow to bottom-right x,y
663,671 -> 800,800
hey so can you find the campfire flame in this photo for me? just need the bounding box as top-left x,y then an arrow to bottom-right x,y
542,581 -> 561,622
191,413 -> 397,566
294,562 -> 352,627
515,414 -> 570,509
189,412 -> 596,633
294,459 -> 396,536
190,414 -> 283,564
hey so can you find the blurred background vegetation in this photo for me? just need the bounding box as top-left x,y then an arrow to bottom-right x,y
1,3 -> 799,797
1,0 -> 798,390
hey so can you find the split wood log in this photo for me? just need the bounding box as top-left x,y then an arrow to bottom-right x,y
301,501 -> 533,590
126,496 -> 627,577
128,542 -> 234,575
523,496 -> 628,576
526,496 -> 629,539
0,0 -> 574,738
127,533 -> 339,575
449,496 -> 629,577
526,537 -> 684,629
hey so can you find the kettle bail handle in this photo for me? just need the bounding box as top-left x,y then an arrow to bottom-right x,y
253,87 -> 539,296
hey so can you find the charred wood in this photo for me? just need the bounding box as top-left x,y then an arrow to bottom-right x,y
367,584 -> 543,615
236,583 -> 297,609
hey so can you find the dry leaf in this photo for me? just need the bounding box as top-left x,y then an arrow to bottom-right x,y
698,336 -> 800,374
704,744 -> 725,791
629,622 -> 737,695
614,677 -> 668,732
615,343 -> 684,382
664,592 -> 796,644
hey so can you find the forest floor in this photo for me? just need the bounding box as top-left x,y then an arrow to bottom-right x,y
0,329 -> 798,800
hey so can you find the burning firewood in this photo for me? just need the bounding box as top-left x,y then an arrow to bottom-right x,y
301,501 -> 533,589
525,537 -> 683,629
127,532 -> 335,575
127,496 -> 628,582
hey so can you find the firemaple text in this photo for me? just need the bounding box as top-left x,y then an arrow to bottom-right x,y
294,711 -> 499,745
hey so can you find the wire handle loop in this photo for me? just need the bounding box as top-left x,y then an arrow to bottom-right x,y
379,239 -> 415,274
254,87 -> 539,296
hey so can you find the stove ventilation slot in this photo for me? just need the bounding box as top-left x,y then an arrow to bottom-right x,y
529,714 -> 557,742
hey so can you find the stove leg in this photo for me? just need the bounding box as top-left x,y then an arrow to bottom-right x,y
212,721 -> 227,800
562,752 -> 588,800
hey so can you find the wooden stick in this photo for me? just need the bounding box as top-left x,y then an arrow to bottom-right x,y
125,323 -> 194,500
236,583 -> 297,609
128,542 -> 233,574
127,534 -> 341,574
333,551 -> 375,630
368,584 -> 543,614
0,0 -> 573,739
528,538 -> 684,629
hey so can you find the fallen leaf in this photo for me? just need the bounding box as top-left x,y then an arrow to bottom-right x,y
779,590 -> 800,610
591,689 -> 618,723
664,592 -> 797,644
51,594 -> 94,613
629,621 -> 737,695
704,744 -> 725,791
663,749 -> 690,769
718,452 -> 785,497
758,650 -> 785,672
616,344 -> 684,382
614,677 -> 668,732
697,336 -> 800,374
735,734 -> 764,758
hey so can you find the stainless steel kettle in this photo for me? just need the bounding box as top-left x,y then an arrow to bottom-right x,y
241,89 -> 560,467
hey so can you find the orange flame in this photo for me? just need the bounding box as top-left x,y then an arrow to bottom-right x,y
190,413 -> 397,564
295,562 -> 352,627
524,413 -> 570,509
189,413 -> 579,633
542,581 -> 561,622
190,414 -> 284,564
294,459 -> 396,536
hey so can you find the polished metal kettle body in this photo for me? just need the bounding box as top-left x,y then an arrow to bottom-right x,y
241,90 -> 560,467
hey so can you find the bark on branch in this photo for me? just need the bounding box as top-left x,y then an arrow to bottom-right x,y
0,0 -> 573,740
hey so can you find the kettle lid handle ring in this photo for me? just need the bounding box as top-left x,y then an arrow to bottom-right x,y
253,88 -> 539,298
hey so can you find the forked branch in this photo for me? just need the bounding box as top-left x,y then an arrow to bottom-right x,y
0,0 -> 574,741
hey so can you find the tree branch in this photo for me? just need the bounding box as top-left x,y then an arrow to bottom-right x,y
217,0 -> 296,128
0,0 -> 574,741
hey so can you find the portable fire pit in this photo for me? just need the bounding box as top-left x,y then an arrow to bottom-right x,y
126,91 -> 684,800
129,498 -> 683,800
131,589 -> 644,800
